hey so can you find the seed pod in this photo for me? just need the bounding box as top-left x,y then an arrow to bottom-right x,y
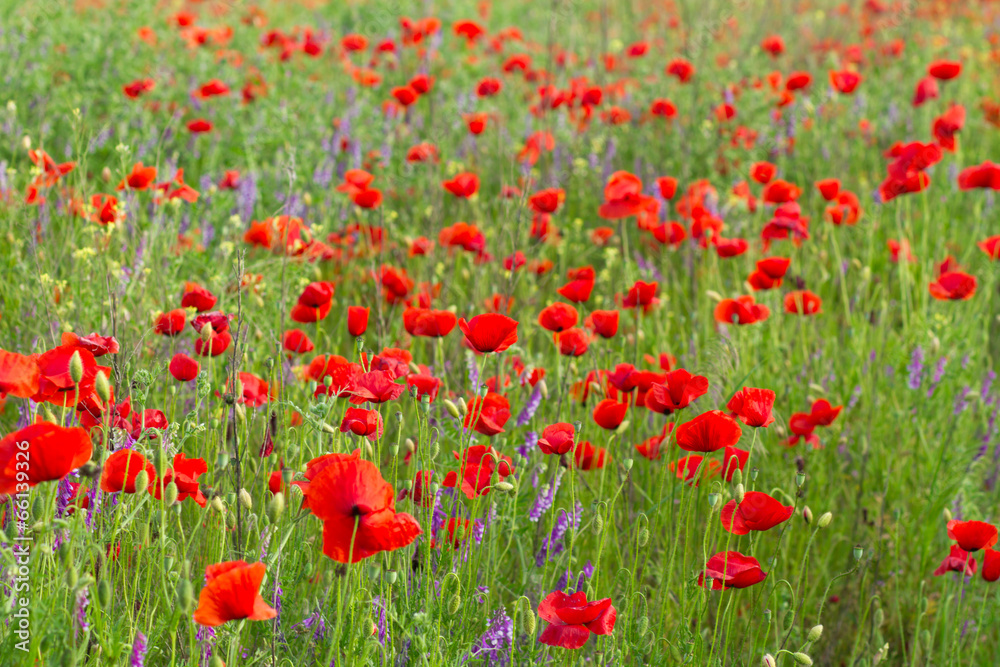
853,545 -> 864,561
386,570 -> 398,585
795,472 -> 806,487
622,458 -> 633,471
807,624 -> 823,642
69,351 -> 84,384
708,493 -> 720,509
817,512 -> 832,528
239,488 -> 253,510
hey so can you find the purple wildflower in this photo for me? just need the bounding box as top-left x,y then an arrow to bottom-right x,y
907,346 -> 924,390
465,606 -> 513,665
130,630 -> 147,667
515,384 -> 543,427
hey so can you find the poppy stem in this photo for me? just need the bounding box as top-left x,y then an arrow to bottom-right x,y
948,552 -> 971,663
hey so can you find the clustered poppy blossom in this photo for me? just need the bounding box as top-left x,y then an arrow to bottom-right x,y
537,590 -> 617,649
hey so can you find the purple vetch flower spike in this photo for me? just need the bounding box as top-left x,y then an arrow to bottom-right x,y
907,346 -> 924,390
528,468 -> 564,522
518,431 -> 537,460
74,587 -> 90,640
130,630 -> 147,667
954,386 -> 971,415
465,606 -> 513,665
515,384 -> 543,427
981,370 -> 996,403
926,357 -> 947,398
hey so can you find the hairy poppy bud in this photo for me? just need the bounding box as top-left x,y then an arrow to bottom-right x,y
517,596 -> 536,635
637,528 -> 650,548
448,593 -> 461,614
731,467 -> 742,487
101,166 -> 111,182
210,496 -> 225,513
622,458 -> 633,471
708,493 -> 719,509
201,323 -> 214,342
132,470 -> 150,495
69,351 -> 84,384
593,513 -> 604,535
239,488 -> 253,510
95,372 -> 111,403
494,481 -> 515,494
539,379 -> 549,399
807,624 -> 823,642
215,453 -> 229,470
943,507 -> 952,522
763,655 -> 776,667
389,444 -> 399,456
97,579 -> 111,608
873,608 -> 884,627
163,482 -> 179,507
792,653 -> 812,666
457,397 -> 468,414
817,512 -> 832,528
803,506 -> 813,524
735,483 -> 745,503
209,657 -> 225,667
443,399 -> 462,418
853,545 -> 864,561
266,492 -> 285,524
637,615 -> 649,636
235,403 -> 246,426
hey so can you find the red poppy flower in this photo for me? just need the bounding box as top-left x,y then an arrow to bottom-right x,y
592,399 -> 628,430
477,77 -> 501,97
90,194 -> 121,224
169,353 -> 200,382
100,449 -> 157,494
340,407 -> 384,441
538,303 -> 578,333
297,281 -> 335,307
181,283 -> 217,312
714,295 -> 771,325
537,590 -> 616,649
60,333 -> 118,358
670,455 -> 720,485
306,457 -> 421,563
218,170 -> 240,189
934,545 -> 976,576
529,188 -> 565,214
586,310 -> 619,339
0,423 -> 92,494
153,453 -> 208,506
573,440 -> 608,470
947,520 -> 999,552
118,162 -> 157,190
538,423 -> 575,455
344,306 -> 369,336
721,492 -> 794,535
932,105 -> 965,152
621,280 -> 659,311
404,308 -> 457,338
32,345 -> 102,407
555,328 -> 592,357
675,410 -> 742,452
463,391 -> 511,436
983,549 -> 1000,582
958,162 -> 1000,190
291,301 -> 332,323
236,372 -> 270,407
727,387 -> 775,427
761,179 -> 801,204
829,69 -> 862,94
785,71 -> 812,91
815,178 -> 841,201
644,369 -> 709,414
187,118 -> 213,134
442,172 -> 480,198
0,350 -> 40,399
192,561 -> 277,626
750,162 -> 776,184
353,188 -> 383,209
443,445 -> 514,498
349,371 -> 405,404
650,99 -> 677,118
928,60 -> 961,81
929,272 -> 976,301
194,331 -> 232,357
457,314 -> 518,353
784,290 -> 822,315
406,373 -> 442,402
665,58 -> 695,83
557,277 -> 595,303
123,78 -> 155,99
699,551 -> 767,589
282,329 -> 314,354
978,236 -> 1000,260
809,399 -> 842,426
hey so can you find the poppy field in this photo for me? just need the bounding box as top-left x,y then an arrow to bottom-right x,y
2,0 -> 1000,664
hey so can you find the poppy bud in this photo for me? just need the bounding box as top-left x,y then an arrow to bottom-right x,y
396,410 -> 404,424
235,403 -> 246,426
731,467 -> 742,486
763,655 -> 777,667
66,566 -> 78,588
69,351 -> 84,384
705,290 -> 723,302
389,444 -> 399,456
404,438 -> 415,451
817,512 -> 833,528
239,488 -> 253,510
58,541 -> 71,564
593,513 -> 604,534
943,508 -> 952,521
444,399 -> 462,418
637,528 -> 650,547
386,570 -> 398,585
101,165 -> 111,182
792,654 -> 813,666
201,323 -> 214,342
708,493 -> 719,509
215,452 -> 229,470
564,528 -> 574,549
750,467 -> 759,481
795,472 -> 806,487
622,458 -> 633,471
97,579 -> 111,608
442,572 -> 460,596
494,481 -> 515,494
807,624 -> 823,642
853,544 -> 864,561
209,657 -> 225,667
448,593 -> 461,614
588,381 -> 603,395
735,484 -> 745,503
163,482 -> 179,507
803,507 -> 813,524
637,615 -> 649,636
873,608 -> 884,627
21,135 -> 30,149
539,379 -> 549,399
267,492 -> 285,524
210,496 -> 225,513
517,597 -> 536,635
95,372 -> 111,403
763,609 -> 771,623
133,470 -> 150,495
178,581 -> 196,615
